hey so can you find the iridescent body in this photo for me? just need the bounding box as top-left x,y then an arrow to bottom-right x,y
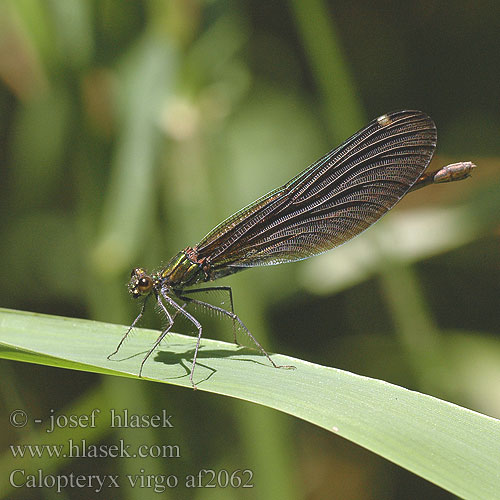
108,110 -> 475,388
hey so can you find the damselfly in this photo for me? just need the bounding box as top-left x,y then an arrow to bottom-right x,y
109,110 -> 475,387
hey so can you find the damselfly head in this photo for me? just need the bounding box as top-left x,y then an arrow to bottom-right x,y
128,267 -> 154,298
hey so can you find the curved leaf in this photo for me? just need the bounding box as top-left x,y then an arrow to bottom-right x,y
0,307 -> 499,499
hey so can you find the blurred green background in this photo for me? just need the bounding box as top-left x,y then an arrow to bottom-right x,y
1,1 -> 499,499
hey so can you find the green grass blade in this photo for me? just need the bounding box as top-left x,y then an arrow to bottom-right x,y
1,307 -> 499,498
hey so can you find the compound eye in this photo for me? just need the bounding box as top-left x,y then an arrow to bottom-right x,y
137,276 -> 153,293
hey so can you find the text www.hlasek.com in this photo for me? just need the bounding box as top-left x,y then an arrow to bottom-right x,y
10,439 -> 180,459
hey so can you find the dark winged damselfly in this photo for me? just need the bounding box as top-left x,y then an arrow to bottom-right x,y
109,110 -> 475,387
